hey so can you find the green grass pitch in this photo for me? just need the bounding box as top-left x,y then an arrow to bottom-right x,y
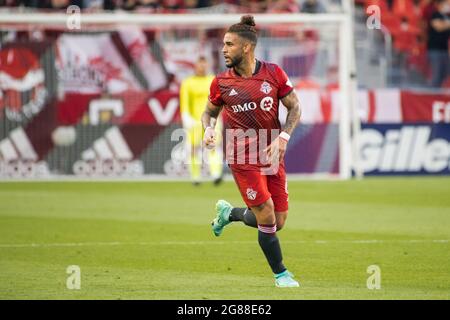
0,177 -> 449,300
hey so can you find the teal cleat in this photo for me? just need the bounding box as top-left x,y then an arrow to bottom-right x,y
274,270 -> 300,288
211,200 -> 233,237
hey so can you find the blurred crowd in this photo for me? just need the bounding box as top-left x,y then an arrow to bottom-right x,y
0,0 -> 447,88
362,0 -> 449,88
0,0 -> 332,13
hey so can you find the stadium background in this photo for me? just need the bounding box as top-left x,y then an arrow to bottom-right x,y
0,0 -> 449,300
0,0 -> 448,178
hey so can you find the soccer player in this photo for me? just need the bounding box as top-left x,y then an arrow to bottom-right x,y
180,56 -> 223,186
201,15 -> 302,287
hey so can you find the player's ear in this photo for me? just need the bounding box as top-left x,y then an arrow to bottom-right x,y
243,41 -> 251,54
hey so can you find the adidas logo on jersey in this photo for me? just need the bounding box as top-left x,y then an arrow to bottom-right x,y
229,89 -> 238,96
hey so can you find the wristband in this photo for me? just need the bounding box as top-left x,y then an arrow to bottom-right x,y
205,126 -> 213,132
279,131 -> 290,142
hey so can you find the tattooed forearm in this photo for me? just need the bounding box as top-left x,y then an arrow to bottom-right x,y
202,100 -> 222,129
281,90 -> 301,135
201,111 -> 211,130
284,105 -> 301,135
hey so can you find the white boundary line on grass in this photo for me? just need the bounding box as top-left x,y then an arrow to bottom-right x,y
0,173 -> 342,182
0,239 -> 448,248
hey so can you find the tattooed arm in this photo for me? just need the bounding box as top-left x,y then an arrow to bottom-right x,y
281,90 -> 302,136
201,100 -> 223,149
201,100 -> 223,130
265,90 -> 301,162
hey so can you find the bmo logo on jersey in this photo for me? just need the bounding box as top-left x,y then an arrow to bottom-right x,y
231,97 -> 274,113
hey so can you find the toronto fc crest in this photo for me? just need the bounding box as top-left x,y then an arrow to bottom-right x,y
260,81 -> 272,94
246,188 -> 257,200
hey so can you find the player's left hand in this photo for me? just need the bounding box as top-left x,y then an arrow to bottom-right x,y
264,137 -> 288,164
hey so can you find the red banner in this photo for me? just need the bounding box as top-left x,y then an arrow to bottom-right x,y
400,91 -> 450,123
57,90 -> 181,126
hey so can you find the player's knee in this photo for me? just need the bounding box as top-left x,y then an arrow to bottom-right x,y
254,199 -> 274,213
252,199 -> 275,224
276,212 -> 288,231
276,219 -> 287,231
264,200 -> 274,214
262,201 -> 275,223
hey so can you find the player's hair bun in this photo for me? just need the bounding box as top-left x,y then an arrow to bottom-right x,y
240,15 -> 256,27
227,15 -> 258,44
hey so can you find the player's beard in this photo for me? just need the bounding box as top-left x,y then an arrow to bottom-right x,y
225,54 -> 243,68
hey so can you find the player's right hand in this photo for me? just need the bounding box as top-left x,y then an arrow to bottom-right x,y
204,127 -> 216,150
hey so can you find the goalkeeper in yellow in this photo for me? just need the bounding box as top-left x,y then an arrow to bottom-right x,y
180,56 -> 223,186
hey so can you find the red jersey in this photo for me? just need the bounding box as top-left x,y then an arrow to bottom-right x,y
209,60 -> 294,169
